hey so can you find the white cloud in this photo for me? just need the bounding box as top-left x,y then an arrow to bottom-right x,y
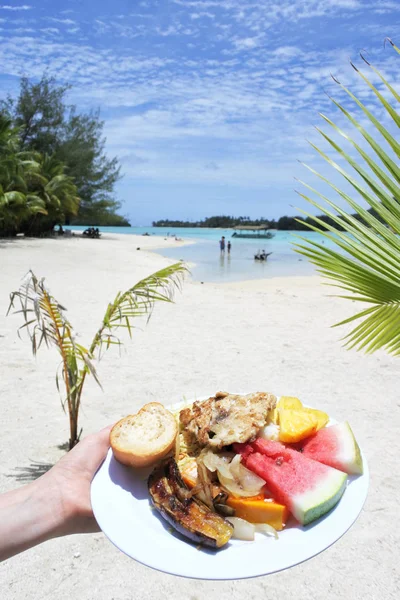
48,18 -> 76,26
40,27 -> 59,35
0,4 -> 32,10
190,11 -> 215,19
233,37 -> 261,51
156,25 -> 179,36
272,46 -> 300,59
12,26 -> 33,32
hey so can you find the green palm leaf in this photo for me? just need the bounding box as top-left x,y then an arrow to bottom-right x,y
91,262 -> 188,356
8,262 -> 188,448
8,271 -> 97,447
4,191 -> 26,206
294,43 -> 400,356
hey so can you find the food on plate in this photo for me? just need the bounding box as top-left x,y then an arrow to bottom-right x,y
302,407 -> 330,430
178,454 -> 287,530
110,402 -> 177,468
277,396 -> 303,410
237,438 -> 348,526
278,409 -> 319,443
225,517 -> 278,541
179,390 -> 277,448
200,449 -> 266,498
148,457 -> 233,548
268,396 -> 330,442
300,421 -> 363,475
111,391 -> 363,548
225,496 -> 289,530
258,422 -> 280,441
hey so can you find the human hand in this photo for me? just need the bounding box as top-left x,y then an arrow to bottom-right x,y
0,425 -> 113,562
40,425 -> 113,536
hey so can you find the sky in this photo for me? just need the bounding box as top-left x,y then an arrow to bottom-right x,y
0,1 -> 399,225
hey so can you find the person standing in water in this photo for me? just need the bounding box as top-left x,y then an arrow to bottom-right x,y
227,241 -> 231,254
219,236 -> 225,253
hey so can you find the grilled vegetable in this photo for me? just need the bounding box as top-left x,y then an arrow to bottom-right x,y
148,458 -> 233,548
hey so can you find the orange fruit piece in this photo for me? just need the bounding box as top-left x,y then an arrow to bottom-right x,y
268,397 -> 303,425
267,407 -> 279,425
278,409 -> 318,443
302,407 -> 329,431
278,396 -> 303,410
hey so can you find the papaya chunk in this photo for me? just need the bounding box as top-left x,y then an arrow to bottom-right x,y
226,495 -> 288,531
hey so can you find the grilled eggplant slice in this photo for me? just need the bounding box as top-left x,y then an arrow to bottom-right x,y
148,458 -> 233,548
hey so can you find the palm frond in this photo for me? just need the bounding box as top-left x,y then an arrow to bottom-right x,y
295,43 -> 400,355
7,271 -> 98,412
336,304 -> 400,355
8,263 -> 187,447
90,262 -> 188,356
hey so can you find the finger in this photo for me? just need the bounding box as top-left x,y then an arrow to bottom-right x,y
68,424 -> 115,475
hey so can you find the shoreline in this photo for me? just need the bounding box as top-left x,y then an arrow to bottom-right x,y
64,230 -> 316,284
2,231 -> 317,285
66,229 -> 196,250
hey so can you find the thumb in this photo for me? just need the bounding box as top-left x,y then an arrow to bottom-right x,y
67,424 -> 114,476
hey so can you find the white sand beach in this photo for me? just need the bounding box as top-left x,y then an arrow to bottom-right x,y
0,233 -> 398,600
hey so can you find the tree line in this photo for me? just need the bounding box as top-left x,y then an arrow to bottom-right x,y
0,75 -> 129,237
153,215 -> 343,230
153,211 -> 383,230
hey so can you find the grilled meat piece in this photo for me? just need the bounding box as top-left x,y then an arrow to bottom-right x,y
179,391 -> 277,449
148,458 -> 233,549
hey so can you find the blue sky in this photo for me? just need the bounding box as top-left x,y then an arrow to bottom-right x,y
0,1 -> 399,225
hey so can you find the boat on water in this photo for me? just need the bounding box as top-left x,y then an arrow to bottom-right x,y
231,225 -> 275,239
254,250 -> 272,261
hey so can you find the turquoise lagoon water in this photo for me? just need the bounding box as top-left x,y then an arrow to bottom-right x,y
67,226 -> 327,282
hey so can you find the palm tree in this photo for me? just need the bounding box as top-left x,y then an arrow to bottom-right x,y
294,40 -> 400,355
8,263 -> 187,448
1,115 -> 79,236
0,115 -> 47,235
22,154 -> 79,235
39,154 -> 79,218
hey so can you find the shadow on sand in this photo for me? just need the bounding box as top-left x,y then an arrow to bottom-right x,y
57,442 -> 69,451
6,460 -> 54,482
0,238 -> 18,248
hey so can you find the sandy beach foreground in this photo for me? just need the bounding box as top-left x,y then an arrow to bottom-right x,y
0,233 -> 398,600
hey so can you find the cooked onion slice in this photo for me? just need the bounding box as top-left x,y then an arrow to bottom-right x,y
199,450 -> 265,497
202,450 -> 234,479
226,518 -> 279,542
218,455 -> 265,497
226,517 -> 255,541
254,523 -> 278,540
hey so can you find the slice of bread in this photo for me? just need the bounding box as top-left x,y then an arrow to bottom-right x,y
110,402 -> 178,468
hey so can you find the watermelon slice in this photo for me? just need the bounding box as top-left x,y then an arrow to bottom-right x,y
300,422 -> 363,475
241,438 -> 348,526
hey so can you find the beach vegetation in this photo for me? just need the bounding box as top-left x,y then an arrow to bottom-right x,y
0,114 -> 80,236
8,263 -> 187,449
152,213 -> 378,230
0,75 -> 129,234
294,39 -> 400,355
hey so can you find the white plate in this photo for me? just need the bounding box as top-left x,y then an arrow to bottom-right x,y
91,396 -> 369,580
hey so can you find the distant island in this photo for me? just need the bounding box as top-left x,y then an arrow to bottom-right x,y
153,215 -> 343,231
153,209 -> 384,231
